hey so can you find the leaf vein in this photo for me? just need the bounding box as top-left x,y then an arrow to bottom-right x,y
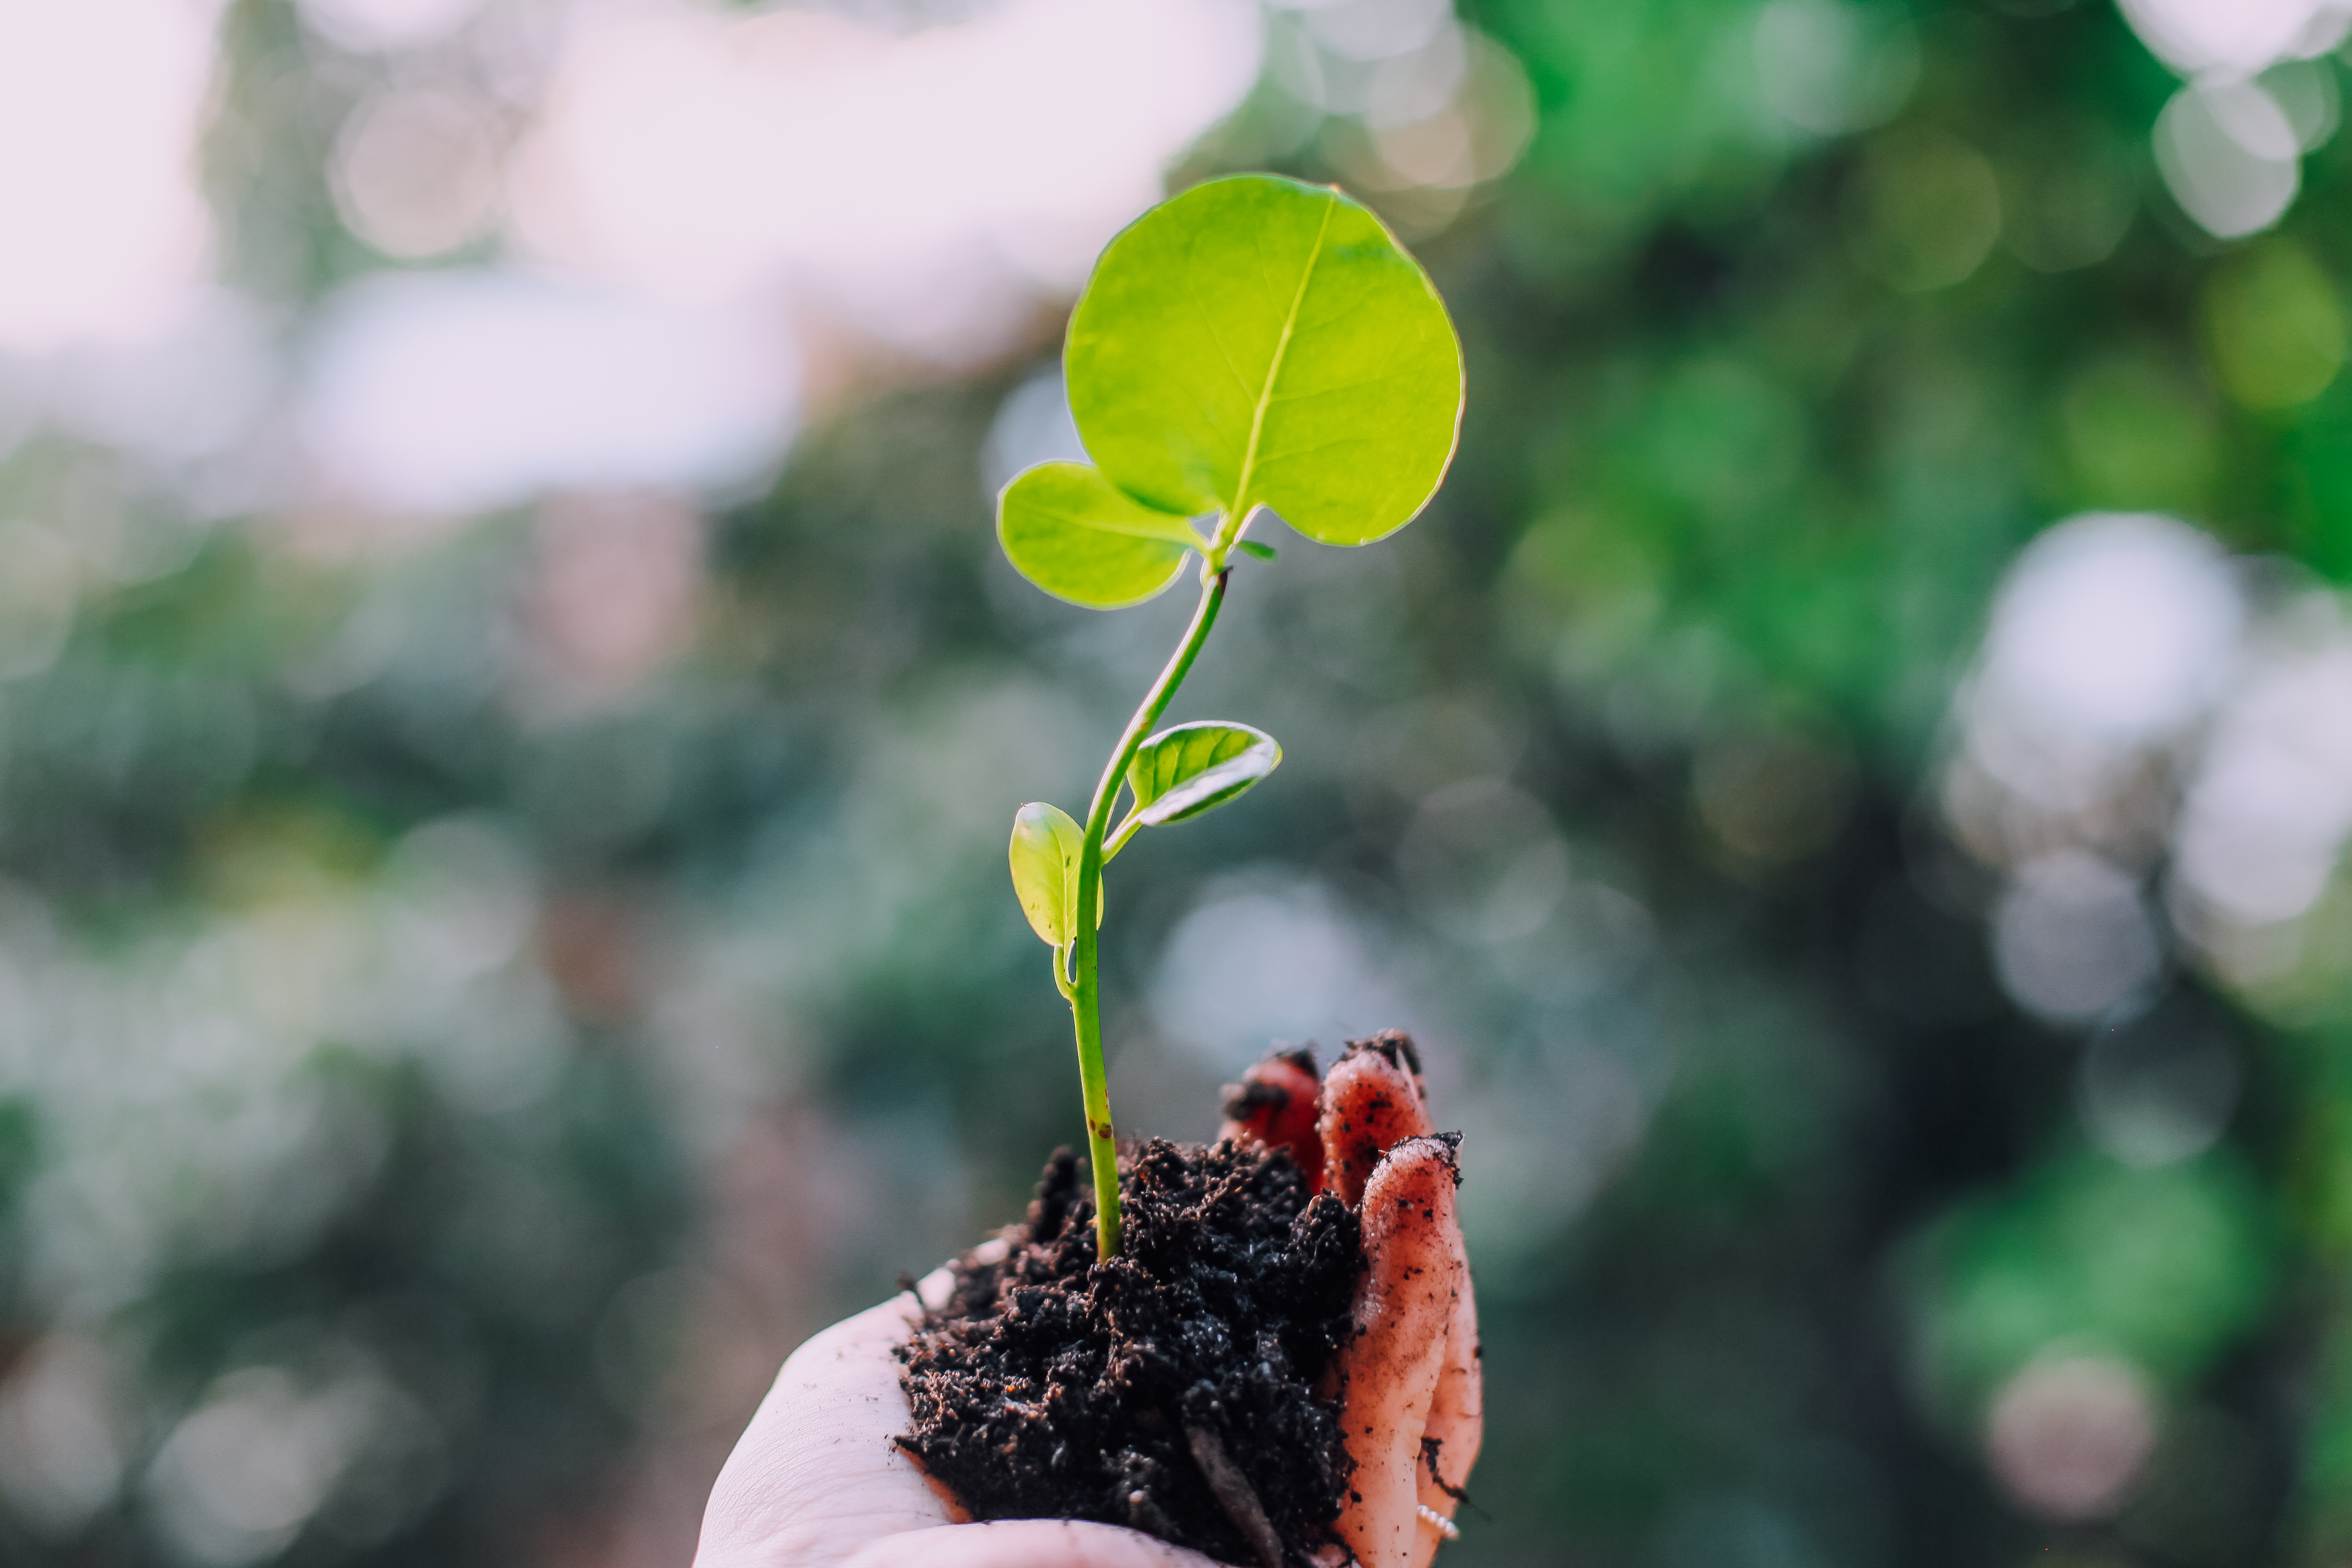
1247,435 -> 1376,466
1231,196 -> 1336,521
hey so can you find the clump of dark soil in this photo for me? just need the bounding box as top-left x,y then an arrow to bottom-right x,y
896,1138 -> 1362,1567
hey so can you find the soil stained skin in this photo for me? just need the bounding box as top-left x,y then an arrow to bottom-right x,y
896,1140 -> 1364,1567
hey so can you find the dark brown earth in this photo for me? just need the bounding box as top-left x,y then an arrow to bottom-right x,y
895,1138 -> 1363,1568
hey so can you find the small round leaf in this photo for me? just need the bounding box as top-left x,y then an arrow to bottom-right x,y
998,461 -> 1196,610
1125,721 -> 1282,829
1065,174 -> 1463,547
1009,802 -> 1085,946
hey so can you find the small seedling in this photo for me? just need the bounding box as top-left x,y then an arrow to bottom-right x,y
1001,174 -> 1463,1259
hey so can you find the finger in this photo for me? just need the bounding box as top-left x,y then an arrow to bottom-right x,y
1218,1047 -> 1325,1191
1419,1208 -> 1480,1528
695,1248 -> 1005,1568
839,1520 -> 1228,1568
1319,1038 -> 1434,1209
1333,1137 -> 1462,1568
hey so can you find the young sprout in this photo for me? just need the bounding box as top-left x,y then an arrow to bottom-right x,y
1001,174 -> 1463,1259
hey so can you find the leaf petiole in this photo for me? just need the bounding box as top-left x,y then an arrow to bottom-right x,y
1103,807 -> 1144,864
1201,502 -> 1262,571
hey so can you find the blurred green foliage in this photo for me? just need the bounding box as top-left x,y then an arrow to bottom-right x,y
1911,1151 -> 2275,1402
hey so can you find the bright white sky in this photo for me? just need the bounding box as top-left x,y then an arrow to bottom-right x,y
319,0 -> 1262,514
0,0 -> 221,353
8,0 -> 2302,507
508,0 -> 1263,307
302,270 -> 799,517
0,0 -> 1545,515
0,0 -> 1264,512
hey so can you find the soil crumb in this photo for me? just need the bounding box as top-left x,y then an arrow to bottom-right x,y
897,1139 -> 1362,1566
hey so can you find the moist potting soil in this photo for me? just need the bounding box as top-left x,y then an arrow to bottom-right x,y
896,1138 -> 1362,1567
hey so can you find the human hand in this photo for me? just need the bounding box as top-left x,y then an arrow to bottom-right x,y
1224,1038 -> 1480,1568
692,1038 -> 1479,1568
689,1240 -> 1221,1568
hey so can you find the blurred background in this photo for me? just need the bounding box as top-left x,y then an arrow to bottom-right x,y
0,0 -> 2345,1562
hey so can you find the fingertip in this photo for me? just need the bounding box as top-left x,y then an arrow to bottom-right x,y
1357,1136 -> 1460,1249
1219,1051 -> 1326,1191
1318,1044 -> 1434,1209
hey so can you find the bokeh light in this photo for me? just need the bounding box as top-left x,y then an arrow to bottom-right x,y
302,270 -> 797,518
1986,1353 -> 2159,1523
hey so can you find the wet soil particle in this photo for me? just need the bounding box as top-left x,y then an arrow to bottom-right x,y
896,1139 -> 1363,1567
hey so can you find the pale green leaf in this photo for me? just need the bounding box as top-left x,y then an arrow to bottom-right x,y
998,461 -> 1197,609
1008,802 -> 1085,945
1124,721 -> 1282,830
1065,174 -> 1463,547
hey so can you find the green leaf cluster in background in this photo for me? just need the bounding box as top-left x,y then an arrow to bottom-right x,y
1910,1152 -> 2276,1405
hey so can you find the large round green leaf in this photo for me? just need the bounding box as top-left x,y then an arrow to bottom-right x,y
997,461 -> 1197,609
1065,174 -> 1464,547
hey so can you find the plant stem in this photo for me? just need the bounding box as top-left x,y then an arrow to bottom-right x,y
1067,560 -> 1230,1261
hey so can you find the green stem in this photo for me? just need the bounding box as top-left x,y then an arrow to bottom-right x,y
1067,560 -> 1230,1261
